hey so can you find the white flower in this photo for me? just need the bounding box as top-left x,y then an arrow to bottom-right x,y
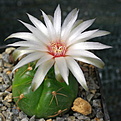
6,5 -> 111,91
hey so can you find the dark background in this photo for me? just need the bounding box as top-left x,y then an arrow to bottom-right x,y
0,0 -> 121,120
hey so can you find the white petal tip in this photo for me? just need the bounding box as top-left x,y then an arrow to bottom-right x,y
4,38 -> 8,41
84,86 -> 89,91
104,31 -> 110,35
81,83 -> 89,91
106,45 -> 112,49
31,82 -> 37,92
4,34 -> 13,41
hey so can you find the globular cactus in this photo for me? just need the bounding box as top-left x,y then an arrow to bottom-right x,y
12,62 -> 78,118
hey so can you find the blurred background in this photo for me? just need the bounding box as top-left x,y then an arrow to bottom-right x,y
0,0 -> 121,120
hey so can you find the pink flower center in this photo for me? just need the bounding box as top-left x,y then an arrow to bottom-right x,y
48,42 -> 67,57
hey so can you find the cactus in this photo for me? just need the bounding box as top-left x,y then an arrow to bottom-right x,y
12,62 -> 78,118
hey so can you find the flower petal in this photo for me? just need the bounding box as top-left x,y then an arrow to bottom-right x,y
69,19 -> 95,41
13,52 -> 43,72
65,57 -> 88,91
78,30 -> 110,42
31,59 -> 54,91
55,57 -> 69,85
27,13 -> 48,36
35,54 -> 53,69
8,40 -> 47,52
66,49 -> 105,68
53,5 -> 61,39
62,8 -> 78,29
19,20 -> 49,44
68,29 -> 98,45
13,47 -> 35,61
5,32 -> 39,42
66,49 -> 101,60
54,63 -> 63,82
61,9 -> 79,40
41,10 -> 56,41
74,56 -> 104,68
69,42 -> 112,50
72,20 -> 83,30
89,30 -> 110,38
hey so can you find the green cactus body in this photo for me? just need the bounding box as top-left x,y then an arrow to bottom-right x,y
12,62 -> 78,118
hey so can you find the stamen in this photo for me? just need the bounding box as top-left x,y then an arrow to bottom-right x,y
48,42 -> 67,57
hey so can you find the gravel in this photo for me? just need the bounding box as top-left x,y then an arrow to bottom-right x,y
0,47 -> 108,121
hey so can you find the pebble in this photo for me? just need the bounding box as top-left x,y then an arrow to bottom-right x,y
55,117 -> 65,121
77,115 -> 90,121
0,59 -> 4,67
30,115 -> 35,121
0,84 -> 10,92
87,93 -> 94,102
2,73 -> 11,85
0,48 -> 107,121
21,117 -> 29,121
4,93 -> 12,102
2,52 -> 9,63
67,116 -> 76,121
12,107 -> 19,115
72,97 -> 92,115
19,111 -> 28,119
38,118 -> 45,121
2,100 -> 11,107
93,99 -> 102,108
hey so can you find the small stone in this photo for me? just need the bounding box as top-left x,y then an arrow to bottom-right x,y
38,118 -> 45,121
19,111 -> 28,119
96,109 -> 104,118
29,115 -> 35,121
2,73 -> 11,85
1,106 -> 7,111
72,97 -> 92,115
46,119 -> 52,121
0,92 -> 9,100
2,108 -> 13,120
88,78 -> 99,90
0,76 -> 3,83
92,99 -> 102,108
12,107 -> 19,115
87,93 -> 94,102
0,92 -> 4,97
73,113 -> 81,117
6,86 -> 12,92
4,62 -> 13,68
90,90 -> 97,94
6,70 -> 12,75
0,59 -> 4,67
13,117 -> 20,121
4,93 -> 12,102
56,117 -> 65,121
0,113 -> 6,121
0,54 -> 2,59
92,117 -> 104,121
94,93 -> 101,99
0,84 -> 10,92
2,52 -> 9,63
67,116 -> 76,121
21,117 -> 29,121
89,109 -> 96,119
77,115 -> 90,120
2,100 -> 11,108
0,67 -> 3,73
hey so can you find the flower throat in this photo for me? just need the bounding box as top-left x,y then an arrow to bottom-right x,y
48,42 -> 67,57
